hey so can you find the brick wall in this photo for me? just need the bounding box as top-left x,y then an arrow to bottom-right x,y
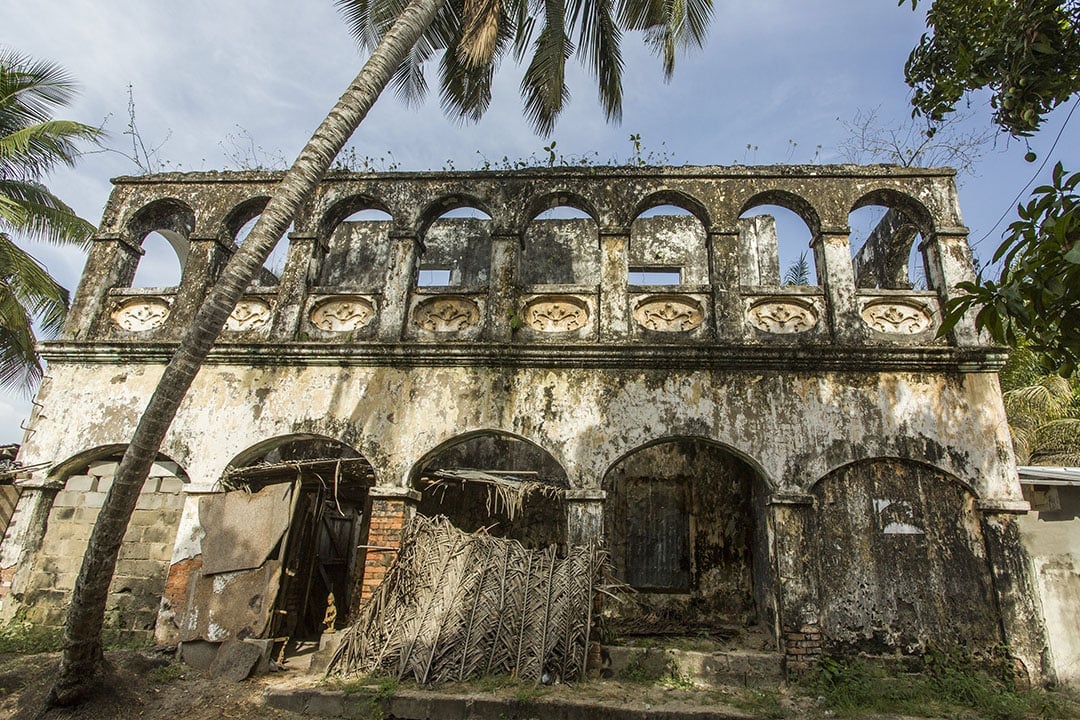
358,497 -> 410,603
22,461 -> 186,637
783,622 -> 823,674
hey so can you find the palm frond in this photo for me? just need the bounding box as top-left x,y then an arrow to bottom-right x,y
520,0 -> 573,136
0,178 -> 95,246
334,0 -> 412,50
570,0 -> 624,123
0,276 -> 44,394
0,234 -> 69,335
459,0 -> 502,67
328,515 -> 610,684
620,0 -> 712,78
1032,418 -> 1080,462
0,48 -> 82,128
0,119 -> 101,180
1003,376 -> 1073,425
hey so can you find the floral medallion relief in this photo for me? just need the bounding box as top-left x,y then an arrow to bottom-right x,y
522,296 -> 589,333
310,296 -> 376,332
633,295 -> 704,332
225,299 -> 272,331
111,297 -> 171,332
747,299 -> 819,334
413,296 -> 480,333
861,300 -> 933,334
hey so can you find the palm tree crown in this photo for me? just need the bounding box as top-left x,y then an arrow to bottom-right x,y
0,48 -> 101,393
337,0 -> 712,134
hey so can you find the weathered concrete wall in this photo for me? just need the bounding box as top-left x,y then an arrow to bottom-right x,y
1019,484 -> 1080,685
15,363 -> 1020,502
812,459 -> 1000,655
1,165 -> 1051,680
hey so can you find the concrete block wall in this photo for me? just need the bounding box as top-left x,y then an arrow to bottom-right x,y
21,463 -> 185,636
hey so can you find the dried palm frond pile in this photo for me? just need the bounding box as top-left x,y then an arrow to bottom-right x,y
327,515 -> 606,685
425,468 -> 564,521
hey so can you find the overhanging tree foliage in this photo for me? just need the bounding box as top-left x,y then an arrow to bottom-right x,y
901,1 -> 1080,374
940,163 -> 1080,374
901,0 -> 1080,136
50,0 -> 715,706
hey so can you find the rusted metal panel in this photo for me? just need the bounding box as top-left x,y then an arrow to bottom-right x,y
199,482 -> 293,575
178,560 -> 282,642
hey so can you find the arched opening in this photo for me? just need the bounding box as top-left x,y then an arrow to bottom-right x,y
318,207 -> 393,287
131,231 -> 185,288
233,214 -> 292,287
811,459 -> 1000,656
739,193 -> 820,287
629,204 -> 708,286
124,199 -> 194,289
848,196 -> 931,290
418,204 -> 493,288
412,432 -> 569,550
603,439 -> 772,645
24,447 -> 188,637
520,202 -> 599,286
186,436 -> 375,659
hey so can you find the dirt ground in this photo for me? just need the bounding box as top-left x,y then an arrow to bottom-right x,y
0,649 -> 299,720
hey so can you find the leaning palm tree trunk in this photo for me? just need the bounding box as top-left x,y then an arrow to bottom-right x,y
48,0 -> 447,705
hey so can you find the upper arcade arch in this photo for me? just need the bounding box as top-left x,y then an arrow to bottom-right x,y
738,189 -> 821,239
851,188 -> 936,240
517,190 -> 601,236
629,190 -> 711,230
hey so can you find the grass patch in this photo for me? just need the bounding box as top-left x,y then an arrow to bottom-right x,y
147,662 -> 186,685
809,654 -> 1080,720
729,688 -> 788,719
0,622 -> 62,654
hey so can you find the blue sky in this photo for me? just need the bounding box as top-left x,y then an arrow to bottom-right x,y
2,1 -> 1078,443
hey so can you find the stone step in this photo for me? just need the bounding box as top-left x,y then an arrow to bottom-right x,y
601,645 -> 783,688
265,685 -> 759,719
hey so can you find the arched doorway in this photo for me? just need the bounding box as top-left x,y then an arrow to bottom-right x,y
183,436 -> 376,659
811,459 -> 1001,655
603,438 -> 772,643
412,432 -> 569,550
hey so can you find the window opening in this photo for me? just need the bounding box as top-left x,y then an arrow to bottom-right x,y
629,267 -> 682,285
417,267 -> 452,286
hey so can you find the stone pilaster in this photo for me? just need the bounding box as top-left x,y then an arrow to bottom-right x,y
487,231 -> 518,342
978,500 -> 1053,685
169,234 -> 232,333
269,232 -> 320,340
768,493 -> 822,675
64,233 -> 143,339
812,227 -> 863,344
378,232 -> 422,341
709,229 -> 744,341
599,227 -> 630,341
922,227 -> 980,346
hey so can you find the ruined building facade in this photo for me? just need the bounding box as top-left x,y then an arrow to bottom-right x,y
0,166 -> 1054,678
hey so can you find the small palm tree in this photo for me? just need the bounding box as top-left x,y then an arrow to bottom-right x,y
0,49 -> 101,394
1000,344 -> 1080,466
783,251 -> 811,286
